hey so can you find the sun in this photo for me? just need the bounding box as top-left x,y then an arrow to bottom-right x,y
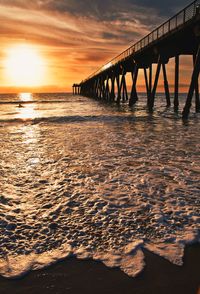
4,44 -> 46,87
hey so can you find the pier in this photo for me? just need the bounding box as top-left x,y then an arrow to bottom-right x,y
72,84 -> 81,95
74,0 -> 200,119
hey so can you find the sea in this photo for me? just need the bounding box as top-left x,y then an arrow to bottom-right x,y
0,92 -> 199,278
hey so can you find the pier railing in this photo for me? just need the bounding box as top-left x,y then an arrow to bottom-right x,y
82,0 -> 200,83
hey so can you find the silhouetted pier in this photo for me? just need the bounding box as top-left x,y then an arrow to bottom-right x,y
72,84 -> 80,95
74,0 -> 200,119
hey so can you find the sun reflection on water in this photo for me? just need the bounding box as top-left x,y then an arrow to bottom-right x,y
18,105 -> 37,119
19,92 -> 32,101
16,93 -> 37,120
15,93 -> 40,167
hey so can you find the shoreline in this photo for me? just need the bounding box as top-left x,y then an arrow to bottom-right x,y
0,243 -> 199,294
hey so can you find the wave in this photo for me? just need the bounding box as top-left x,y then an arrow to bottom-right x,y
0,100 -> 75,105
0,114 -> 157,125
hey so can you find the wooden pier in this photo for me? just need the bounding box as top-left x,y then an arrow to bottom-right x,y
74,0 -> 200,119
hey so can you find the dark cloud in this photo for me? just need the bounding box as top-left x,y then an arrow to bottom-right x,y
130,0 -> 190,15
0,0 -> 190,18
40,0 -> 190,17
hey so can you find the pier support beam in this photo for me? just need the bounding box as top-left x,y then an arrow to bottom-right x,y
162,63 -> 171,107
116,75 -> 121,104
99,78 -> 103,99
174,55 -> 179,112
102,78 -> 106,99
148,57 -> 162,110
193,53 -> 200,112
144,67 -> 151,104
145,65 -> 152,107
110,76 -> 116,101
122,73 -> 128,102
98,78 -> 102,99
182,45 -> 200,119
105,77 -> 110,101
95,79 -> 100,98
149,64 -> 152,94
129,65 -> 138,106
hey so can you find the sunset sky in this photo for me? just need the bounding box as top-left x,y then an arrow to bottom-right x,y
0,0 -> 193,93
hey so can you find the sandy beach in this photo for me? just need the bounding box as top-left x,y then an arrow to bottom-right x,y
0,243 -> 199,294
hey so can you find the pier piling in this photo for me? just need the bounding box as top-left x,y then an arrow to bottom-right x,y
162,63 -> 171,107
174,55 -> 180,112
129,66 -> 138,106
182,45 -> 200,119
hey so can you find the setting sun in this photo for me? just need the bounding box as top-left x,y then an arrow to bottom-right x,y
4,44 -> 46,87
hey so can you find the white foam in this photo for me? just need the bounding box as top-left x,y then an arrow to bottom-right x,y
145,243 -> 184,266
0,244 -> 72,278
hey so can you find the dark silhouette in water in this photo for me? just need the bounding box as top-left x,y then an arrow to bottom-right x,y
18,103 -> 24,108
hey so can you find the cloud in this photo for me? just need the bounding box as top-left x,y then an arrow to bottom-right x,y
0,0 -> 187,50
130,0 -> 190,15
0,2 -> 159,51
11,0 -> 189,18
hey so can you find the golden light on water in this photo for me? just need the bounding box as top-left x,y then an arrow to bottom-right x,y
19,93 -> 32,101
18,104 -> 37,120
16,93 -> 37,120
4,44 -> 46,87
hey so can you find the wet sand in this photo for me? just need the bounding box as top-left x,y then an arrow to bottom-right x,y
0,243 -> 199,294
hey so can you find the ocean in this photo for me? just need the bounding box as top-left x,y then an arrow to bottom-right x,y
0,92 -> 199,278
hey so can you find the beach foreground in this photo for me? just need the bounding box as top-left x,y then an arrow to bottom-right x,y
0,243 -> 199,294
